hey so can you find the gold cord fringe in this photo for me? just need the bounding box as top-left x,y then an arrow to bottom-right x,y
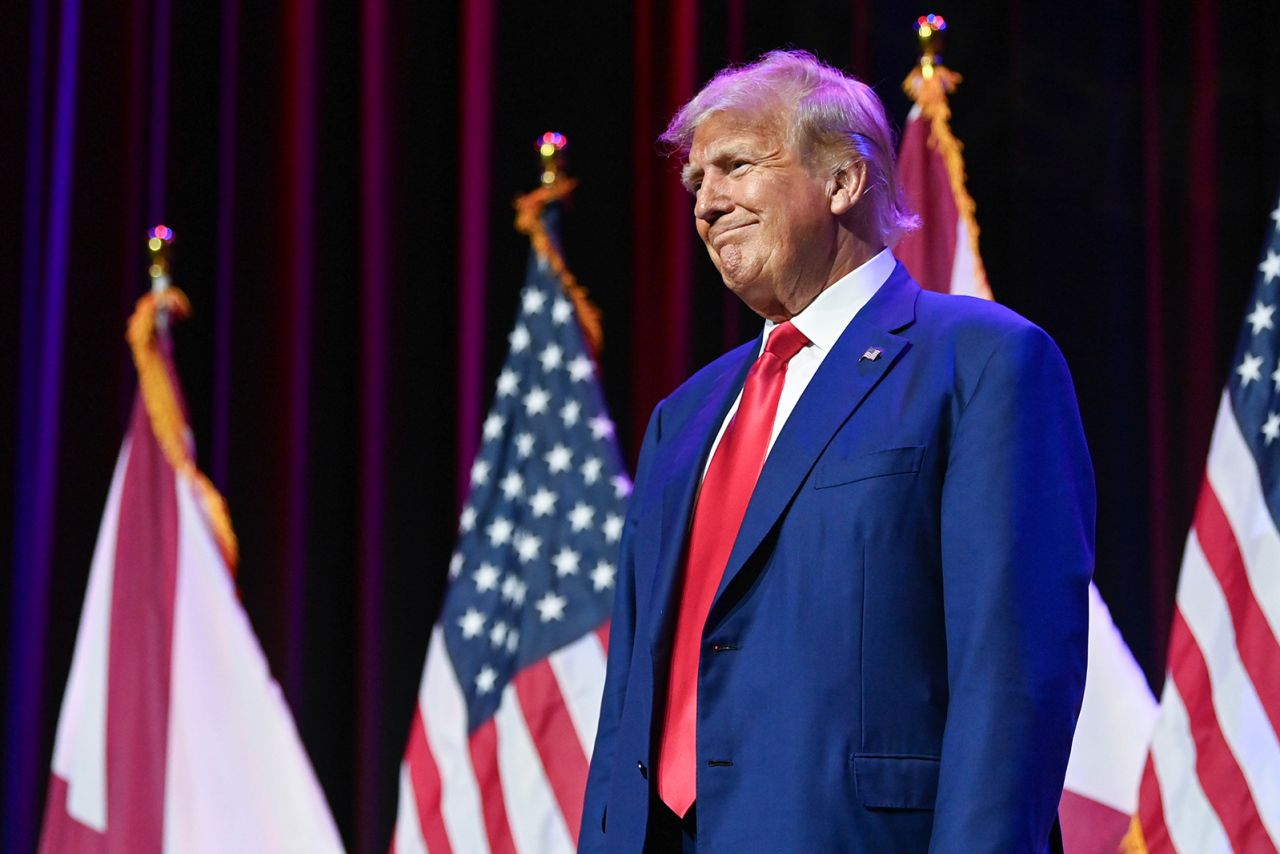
513,178 -> 604,357
1118,815 -> 1150,854
126,289 -> 240,571
902,64 -> 994,301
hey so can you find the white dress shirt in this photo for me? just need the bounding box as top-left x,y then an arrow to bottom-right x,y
702,248 -> 896,476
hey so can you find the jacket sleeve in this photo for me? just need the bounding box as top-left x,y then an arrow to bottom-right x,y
929,323 -> 1095,853
579,403 -> 663,853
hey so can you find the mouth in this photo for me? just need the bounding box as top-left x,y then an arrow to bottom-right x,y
708,221 -> 754,247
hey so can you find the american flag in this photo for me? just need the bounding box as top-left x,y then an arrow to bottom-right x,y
392,201 -> 629,853
1132,192 -> 1280,852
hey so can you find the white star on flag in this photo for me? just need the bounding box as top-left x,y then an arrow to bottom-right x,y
523,386 -> 550,415
486,517 -> 513,547
500,574 -> 527,606
1272,199 -> 1280,230
509,324 -> 530,352
591,560 -> 616,592
458,608 -> 486,639
449,551 -> 464,578
489,621 -> 508,648
612,474 -> 633,498
552,298 -> 572,323
522,289 -> 546,313
603,513 -> 624,543
505,628 -> 520,654
1273,363 -> 1280,392
475,666 -> 498,694
473,562 -> 501,593
470,459 -> 490,486
546,444 -> 573,473
589,414 -> 615,440
1260,249 -> 1280,284
1237,352 -> 1264,386
515,432 -> 535,458
483,413 -> 505,440
528,487 -> 557,517
514,531 -> 542,563
499,471 -> 524,500
1263,412 -> 1280,445
568,502 -> 595,532
581,456 -> 602,484
1247,301 -> 1276,335
539,344 -> 563,371
496,369 -> 519,397
552,547 -> 581,577
535,592 -> 567,623
560,400 -> 581,426
568,354 -> 593,382
458,505 -> 476,533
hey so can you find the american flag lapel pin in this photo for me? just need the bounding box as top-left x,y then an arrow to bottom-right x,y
860,346 -> 882,362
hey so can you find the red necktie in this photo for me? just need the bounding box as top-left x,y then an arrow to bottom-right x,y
657,320 -> 811,816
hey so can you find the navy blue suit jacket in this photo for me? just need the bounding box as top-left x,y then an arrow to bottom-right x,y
581,265 -> 1094,853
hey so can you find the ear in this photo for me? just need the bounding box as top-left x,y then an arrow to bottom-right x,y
829,161 -> 868,216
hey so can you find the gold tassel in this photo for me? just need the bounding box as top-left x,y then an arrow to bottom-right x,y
513,178 -> 605,358
902,63 -> 994,301
1118,815 -> 1150,854
126,289 -> 240,571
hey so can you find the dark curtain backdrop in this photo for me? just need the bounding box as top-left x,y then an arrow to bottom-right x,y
4,0 -> 1278,851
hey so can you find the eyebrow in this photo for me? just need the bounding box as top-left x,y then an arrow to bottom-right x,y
680,133 -> 768,192
681,162 -> 702,192
680,139 -> 756,193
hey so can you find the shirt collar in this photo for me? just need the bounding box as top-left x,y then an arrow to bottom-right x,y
762,248 -> 896,353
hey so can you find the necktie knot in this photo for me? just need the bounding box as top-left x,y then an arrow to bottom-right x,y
764,320 -> 810,364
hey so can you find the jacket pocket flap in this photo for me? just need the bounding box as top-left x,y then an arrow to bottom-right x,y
852,754 -> 940,810
815,446 -> 925,489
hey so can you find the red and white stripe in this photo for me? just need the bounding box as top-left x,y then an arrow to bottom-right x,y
1138,392 -> 1280,853
40,397 -> 343,853
1059,584 -> 1159,851
393,625 -> 608,853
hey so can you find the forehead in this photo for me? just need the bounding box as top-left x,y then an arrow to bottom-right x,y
687,111 -> 789,163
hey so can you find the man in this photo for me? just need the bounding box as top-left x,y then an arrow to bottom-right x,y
582,50 -> 1093,853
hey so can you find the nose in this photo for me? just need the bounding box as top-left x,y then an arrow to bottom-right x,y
694,172 -> 732,224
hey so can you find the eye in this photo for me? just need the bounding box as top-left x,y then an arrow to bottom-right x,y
730,160 -> 750,173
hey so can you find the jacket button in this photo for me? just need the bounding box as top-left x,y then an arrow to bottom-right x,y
637,761 -> 648,779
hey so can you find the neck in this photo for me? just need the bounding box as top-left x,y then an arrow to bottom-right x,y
764,237 -> 884,322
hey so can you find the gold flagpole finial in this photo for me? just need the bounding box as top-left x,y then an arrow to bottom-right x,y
514,131 -> 602,355
129,224 -> 239,568
147,224 -> 175,292
537,131 -> 568,186
914,13 -> 948,79
146,224 -> 177,333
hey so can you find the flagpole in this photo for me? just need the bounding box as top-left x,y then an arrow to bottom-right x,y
515,131 -> 605,356
914,11 -> 945,79
538,129 -> 567,187
898,12 -> 992,300
146,224 -> 175,332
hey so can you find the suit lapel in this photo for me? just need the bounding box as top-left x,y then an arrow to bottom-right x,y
646,340 -> 758,655
706,265 -> 921,629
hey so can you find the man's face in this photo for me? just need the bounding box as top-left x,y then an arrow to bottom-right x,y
685,110 -> 837,319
